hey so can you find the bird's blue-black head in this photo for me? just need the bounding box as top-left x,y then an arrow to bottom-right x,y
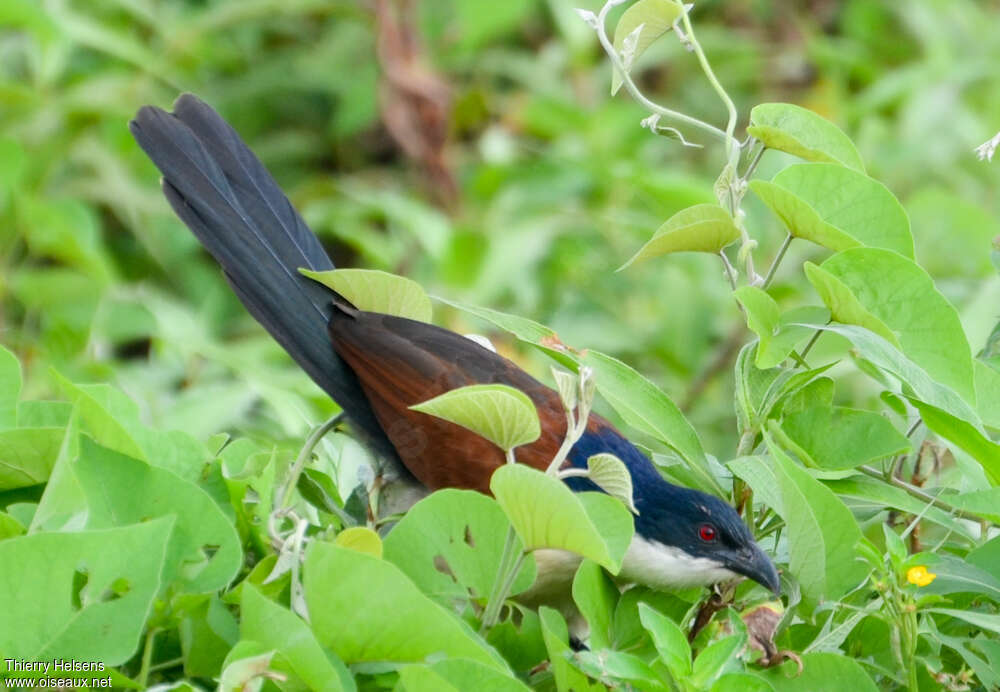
566,423 -> 780,595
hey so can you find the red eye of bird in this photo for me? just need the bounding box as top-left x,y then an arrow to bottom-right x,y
698,524 -> 717,542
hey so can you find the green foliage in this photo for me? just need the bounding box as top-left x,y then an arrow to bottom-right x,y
3,0 -> 1000,688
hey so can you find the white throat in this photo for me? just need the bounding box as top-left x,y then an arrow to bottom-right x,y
617,535 -> 738,590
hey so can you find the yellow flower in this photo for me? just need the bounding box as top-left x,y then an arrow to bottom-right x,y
906,566 -> 936,587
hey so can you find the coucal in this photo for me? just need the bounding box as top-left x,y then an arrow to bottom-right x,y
129,95 -> 780,598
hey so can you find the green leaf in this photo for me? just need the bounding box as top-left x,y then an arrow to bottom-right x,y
751,163 -> 911,256
637,602 -> 691,679
300,268 -> 432,322
779,406 -> 911,469
241,583 -> 351,692
927,609 -> 1000,636
0,512 -> 25,541
433,297 -> 578,369
572,560 -> 619,651
691,634 -> 744,688
804,262 -> 899,346
911,399 -> 1000,484
585,453 -> 637,513
491,464 -> 633,572
733,287 -> 828,368
747,103 -> 865,170
539,606 -> 601,692
218,644 -> 278,692
304,542 -> 507,669
571,649 -> 669,691
975,361 -> 1000,430
383,489 -> 535,606
335,526 -> 383,558
790,323 -> 980,428
812,248 -> 974,402
581,350 -> 720,495
611,0 -> 683,94
0,518 -> 172,663
0,345 -> 21,429
399,660 -> 529,691
54,374 -> 208,480
823,476 -> 976,541
619,204 -> 740,270
753,437 -> 864,610
923,555 -> 1000,603
180,595 -> 239,679
75,437 -> 242,594
410,384 -> 540,452
0,427 -> 64,490
752,652 -> 877,691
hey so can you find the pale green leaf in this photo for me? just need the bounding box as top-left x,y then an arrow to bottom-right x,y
585,453 -> 637,513
911,399 -> 1000,485
779,406 -> 911,470
383,489 -> 535,605
638,602 -> 691,679
611,0 -> 682,94
804,262 -> 899,346
0,519 -> 172,663
816,248 -> 975,403
733,287 -> 828,367
619,204 -> 740,270
491,464 -> 633,572
304,542 -> 507,669
572,560 -> 619,651
0,345 -> 20,429
747,103 -> 865,170
581,350 -> 719,495
753,163 -> 912,256
410,384 -> 540,452
0,428 -> 64,490
334,526 -> 383,558
241,584 -> 350,692
300,267 -> 432,322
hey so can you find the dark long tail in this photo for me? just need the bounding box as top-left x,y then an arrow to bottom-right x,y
129,94 -> 398,463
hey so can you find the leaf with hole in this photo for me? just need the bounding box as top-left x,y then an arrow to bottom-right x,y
383,489 -> 535,606
0,518 -> 172,663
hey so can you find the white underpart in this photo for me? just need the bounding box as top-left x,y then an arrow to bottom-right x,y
617,534 -> 738,589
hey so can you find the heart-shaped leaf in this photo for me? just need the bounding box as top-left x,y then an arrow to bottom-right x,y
410,384 -> 540,453
747,103 -> 864,170
750,163 -> 912,256
491,464 -> 633,573
620,204 -> 740,270
300,267 -> 432,322
611,0 -> 683,94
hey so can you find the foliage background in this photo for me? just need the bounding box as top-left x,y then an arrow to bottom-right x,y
1,0 -> 996,454
2,0 -> 1000,689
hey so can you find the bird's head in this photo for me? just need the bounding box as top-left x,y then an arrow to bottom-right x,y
567,427 -> 780,596
623,481 -> 781,596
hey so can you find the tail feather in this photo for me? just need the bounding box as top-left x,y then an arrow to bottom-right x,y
131,95 -> 400,464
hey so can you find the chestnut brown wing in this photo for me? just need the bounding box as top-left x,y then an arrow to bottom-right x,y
328,305 -> 567,493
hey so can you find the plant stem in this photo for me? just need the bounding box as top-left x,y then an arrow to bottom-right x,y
482,527 -> 519,629
673,1 -> 738,158
137,627 -> 161,688
592,0 -> 727,143
798,327 -> 824,362
279,412 -> 344,510
857,465 -> 984,522
761,234 -> 792,289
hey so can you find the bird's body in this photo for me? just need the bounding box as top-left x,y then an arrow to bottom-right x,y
130,94 -> 779,598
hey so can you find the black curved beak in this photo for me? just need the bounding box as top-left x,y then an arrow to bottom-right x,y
728,544 -> 781,596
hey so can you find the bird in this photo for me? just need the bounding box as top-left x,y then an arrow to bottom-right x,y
129,94 -> 780,601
